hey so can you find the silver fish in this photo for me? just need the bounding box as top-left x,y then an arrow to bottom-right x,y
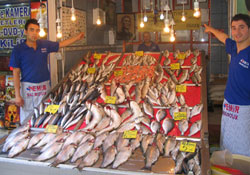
94,132 -> 108,149
102,131 -> 119,152
93,116 -> 111,132
178,94 -> 186,106
135,123 -> 151,135
190,104 -> 203,118
101,145 -> 117,168
71,141 -> 94,163
51,143 -> 76,167
162,118 -> 175,135
156,133 -> 165,155
144,144 -> 160,170
2,131 -> 29,152
130,133 -> 143,151
116,133 -> 130,151
156,109 -> 167,122
77,149 -> 100,170
34,133 -> 56,148
150,120 -> 161,134
115,86 -> 125,104
117,122 -> 136,133
164,137 -> 177,157
188,120 -> 202,136
143,101 -> 154,118
35,142 -> 63,161
178,119 -> 189,136
8,137 -> 30,158
27,132 -> 46,149
62,131 -> 85,149
79,134 -> 95,145
112,146 -> 133,168
141,134 -> 155,154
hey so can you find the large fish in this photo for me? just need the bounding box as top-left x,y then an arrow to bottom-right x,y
27,132 -> 46,149
156,109 -> 167,122
8,137 -> 30,158
102,131 -> 119,152
101,145 -> 117,168
188,120 -> 202,136
112,146 -> 133,169
62,131 -> 85,149
71,140 -> 94,163
144,144 -> 160,170
162,118 -> 174,135
141,134 -> 155,154
178,119 -> 189,136
35,142 -> 63,161
130,133 -> 143,151
34,133 -> 56,148
76,149 -> 100,170
116,133 -> 130,152
164,137 -> 177,157
93,132 -> 108,149
51,143 -> 76,167
150,120 -> 161,134
156,133 -> 165,155
2,131 -> 29,152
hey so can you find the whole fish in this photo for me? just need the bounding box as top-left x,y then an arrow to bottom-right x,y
101,145 -> 117,168
162,118 -> 175,135
143,101 -> 154,118
156,109 -> 166,122
178,119 -> 189,136
34,133 -> 56,148
135,123 -> 151,135
71,140 -> 94,163
178,69 -> 189,84
116,133 -> 130,151
178,94 -> 186,106
156,133 -> 165,155
93,117 -> 111,132
35,142 -> 63,161
188,120 -> 202,136
96,106 -> 121,136
115,86 -> 125,104
112,146 -> 133,169
141,134 -> 155,154
144,144 -> 160,170
117,122 -> 136,133
164,137 -> 177,157
27,132 -> 46,149
102,131 -> 119,152
141,77 -> 151,99
130,133 -> 143,151
83,101 -> 104,131
150,120 -> 161,134
79,134 -> 95,145
2,131 -> 29,152
93,132 -> 108,149
51,144 -> 76,167
5,127 -> 29,145
77,149 -> 100,170
135,82 -> 144,103
190,104 -> 203,118
169,104 -> 179,119
62,131 -> 85,149
8,137 -> 30,158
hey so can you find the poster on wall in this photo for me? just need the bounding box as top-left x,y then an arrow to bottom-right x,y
116,13 -> 135,41
0,3 -> 30,54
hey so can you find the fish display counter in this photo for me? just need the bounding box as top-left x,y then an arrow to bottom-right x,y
0,50 -> 210,175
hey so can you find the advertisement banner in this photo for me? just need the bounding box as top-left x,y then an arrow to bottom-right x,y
0,3 -> 30,54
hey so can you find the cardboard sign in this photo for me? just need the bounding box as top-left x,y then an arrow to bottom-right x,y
170,63 -> 180,70
114,70 -> 123,76
87,67 -> 96,74
123,130 -> 137,139
45,125 -> 58,133
94,53 -> 102,59
176,85 -> 187,93
44,105 -> 59,114
135,51 -> 144,56
174,112 -> 187,120
105,96 -> 117,104
180,141 -> 196,152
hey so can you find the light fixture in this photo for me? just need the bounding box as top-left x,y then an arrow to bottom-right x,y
181,2 -> 186,22
193,0 -> 201,18
56,26 -> 62,38
159,0 -> 164,20
39,28 -> 46,37
140,0 -> 144,28
96,17 -> 101,25
38,1 -> 46,37
164,18 -> 170,33
143,3 -> 148,22
71,0 -> 76,21
96,0 -> 102,25
56,7 -> 62,39
170,19 -> 175,42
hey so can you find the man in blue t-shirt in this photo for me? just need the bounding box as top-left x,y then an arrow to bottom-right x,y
9,19 -> 84,124
137,32 -> 160,52
204,14 -> 250,156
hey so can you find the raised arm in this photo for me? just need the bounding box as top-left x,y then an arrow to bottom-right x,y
204,24 -> 229,44
13,68 -> 24,107
59,32 -> 84,48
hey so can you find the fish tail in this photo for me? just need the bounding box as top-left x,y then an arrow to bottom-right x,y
50,161 -> 59,167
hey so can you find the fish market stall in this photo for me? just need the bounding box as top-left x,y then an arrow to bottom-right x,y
0,50 -> 210,175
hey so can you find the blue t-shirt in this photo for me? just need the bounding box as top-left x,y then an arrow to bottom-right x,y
9,40 -> 59,83
224,38 -> 250,105
137,41 -> 160,52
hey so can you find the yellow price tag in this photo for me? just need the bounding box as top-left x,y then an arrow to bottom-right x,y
176,85 -> 187,92
174,112 -> 187,120
105,96 -> 117,104
44,105 -> 59,114
177,53 -> 186,59
114,70 -> 123,76
88,67 -> 96,74
135,51 -> 144,56
45,125 -> 58,133
179,141 -> 196,153
94,53 -> 102,59
123,130 -> 137,139
170,63 -> 180,70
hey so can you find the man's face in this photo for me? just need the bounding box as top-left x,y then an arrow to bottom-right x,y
25,23 -> 40,42
143,32 -> 151,43
231,20 -> 250,44
123,17 -> 131,29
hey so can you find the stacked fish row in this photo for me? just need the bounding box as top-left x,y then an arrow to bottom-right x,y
2,124 -> 201,174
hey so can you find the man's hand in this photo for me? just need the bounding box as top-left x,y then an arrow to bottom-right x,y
204,24 -> 212,33
76,32 -> 85,40
15,95 -> 24,107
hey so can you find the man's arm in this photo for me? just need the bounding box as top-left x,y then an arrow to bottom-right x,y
13,68 -> 24,107
204,24 -> 228,44
59,32 -> 84,48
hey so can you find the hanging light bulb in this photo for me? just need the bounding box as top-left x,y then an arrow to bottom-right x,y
170,19 -> 175,42
56,25 -> 62,38
181,2 -> 186,22
96,17 -> 101,25
193,0 -> 201,18
164,18 -> 170,33
140,21 -> 145,28
143,15 -> 148,22
71,0 -> 76,21
160,13 -> 164,20
39,27 -> 46,37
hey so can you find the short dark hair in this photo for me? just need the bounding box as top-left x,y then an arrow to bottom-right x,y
231,14 -> 250,28
25,19 -> 39,30
40,3 -> 46,8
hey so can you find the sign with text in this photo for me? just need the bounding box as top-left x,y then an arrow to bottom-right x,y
0,4 -> 30,53
173,10 -> 201,30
